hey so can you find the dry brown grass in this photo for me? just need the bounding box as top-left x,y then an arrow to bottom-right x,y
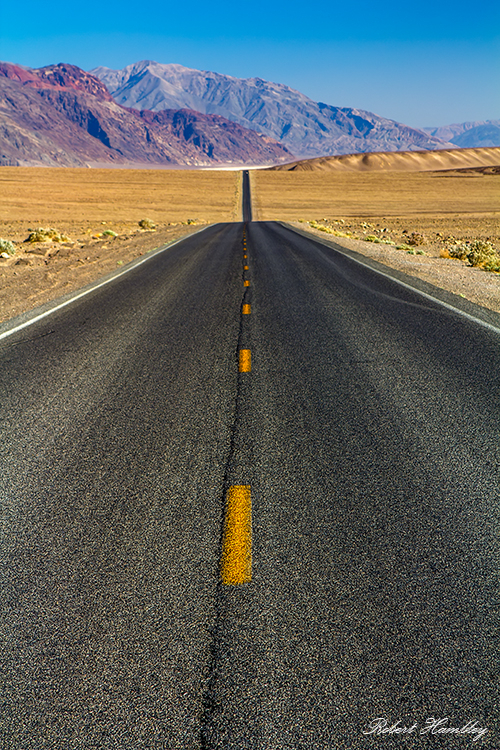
251,170 -> 499,220
0,168 -> 241,243
0,167 -> 241,324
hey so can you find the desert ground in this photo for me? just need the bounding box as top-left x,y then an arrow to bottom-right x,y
0,164 -> 499,323
0,168 -> 241,322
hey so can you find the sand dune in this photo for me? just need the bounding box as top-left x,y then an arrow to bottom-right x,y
271,146 -> 500,172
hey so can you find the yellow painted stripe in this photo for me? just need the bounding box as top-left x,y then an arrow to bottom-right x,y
242,304 -> 251,314
244,265 -> 249,270
244,280 -> 250,287
221,485 -> 252,584
243,254 -> 247,258
239,349 -> 251,371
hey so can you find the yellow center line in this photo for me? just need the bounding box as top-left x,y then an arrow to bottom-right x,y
239,349 -> 251,371
244,280 -> 250,287
242,304 -> 251,314
244,265 -> 249,270
244,254 -> 247,258
221,485 -> 252,584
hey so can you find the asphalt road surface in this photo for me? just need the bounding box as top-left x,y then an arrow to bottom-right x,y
0,199 -> 499,748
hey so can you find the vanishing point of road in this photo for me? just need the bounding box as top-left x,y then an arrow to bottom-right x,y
0,172 -> 498,748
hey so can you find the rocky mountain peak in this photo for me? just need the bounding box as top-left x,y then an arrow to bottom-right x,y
0,61 -> 113,101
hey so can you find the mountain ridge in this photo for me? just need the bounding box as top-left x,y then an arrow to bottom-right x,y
92,60 -> 455,158
424,120 -> 500,148
0,62 -> 293,167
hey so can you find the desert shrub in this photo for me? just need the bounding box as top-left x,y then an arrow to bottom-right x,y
448,243 -> 470,261
26,227 -> 71,243
364,235 -> 382,243
308,221 -> 351,237
407,232 -> 425,246
102,229 -> 117,237
0,238 -> 16,255
467,240 -> 500,269
139,218 -> 156,230
448,240 -> 500,270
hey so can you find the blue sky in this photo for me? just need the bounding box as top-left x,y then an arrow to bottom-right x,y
1,0 -> 498,128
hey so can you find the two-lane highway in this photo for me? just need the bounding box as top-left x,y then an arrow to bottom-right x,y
0,179 -> 499,748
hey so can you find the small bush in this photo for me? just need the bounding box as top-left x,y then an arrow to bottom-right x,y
102,229 -> 117,237
448,240 -> 500,271
407,232 -> 425,246
364,235 -> 382,243
0,238 -> 16,255
139,218 -> 156,230
448,243 -> 469,261
25,227 -> 71,243
308,221 -> 351,237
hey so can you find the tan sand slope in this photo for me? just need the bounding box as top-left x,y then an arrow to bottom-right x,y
271,146 -> 500,172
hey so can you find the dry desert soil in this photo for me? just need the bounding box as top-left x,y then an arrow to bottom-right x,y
0,168 -> 241,323
0,163 -> 499,323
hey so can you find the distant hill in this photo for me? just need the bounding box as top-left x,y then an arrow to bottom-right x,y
424,121 -> 500,148
0,62 -> 292,167
269,147 -> 500,172
92,60 -> 455,159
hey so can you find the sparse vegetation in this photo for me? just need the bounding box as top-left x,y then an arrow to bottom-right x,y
102,229 -> 117,237
25,227 -> 71,243
448,240 -> 500,272
308,221 -> 351,237
407,232 -> 425,246
139,218 -> 156,230
0,238 -> 16,255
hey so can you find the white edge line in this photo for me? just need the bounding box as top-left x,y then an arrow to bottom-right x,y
0,225 -> 211,343
282,222 -> 500,336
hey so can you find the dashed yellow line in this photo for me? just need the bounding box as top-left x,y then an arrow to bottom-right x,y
244,265 -> 249,270
221,485 -> 252,584
239,349 -> 251,372
242,304 -> 251,314
244,280 -> 250,287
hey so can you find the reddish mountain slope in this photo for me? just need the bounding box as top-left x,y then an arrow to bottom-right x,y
0,62 -> 293,167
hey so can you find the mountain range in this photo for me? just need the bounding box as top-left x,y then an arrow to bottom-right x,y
0,62 -> 292,167
92,60 -> 455,159
423,121 -> 500,149
1,59 -> 498,168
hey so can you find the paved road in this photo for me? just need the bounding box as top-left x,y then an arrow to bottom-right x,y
0,212 -> 499,748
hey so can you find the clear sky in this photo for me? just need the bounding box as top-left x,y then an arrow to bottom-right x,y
1,0 -> 498,128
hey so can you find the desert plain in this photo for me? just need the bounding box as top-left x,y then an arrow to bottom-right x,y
0,168 -> 241,322
0,157 -> 499,323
